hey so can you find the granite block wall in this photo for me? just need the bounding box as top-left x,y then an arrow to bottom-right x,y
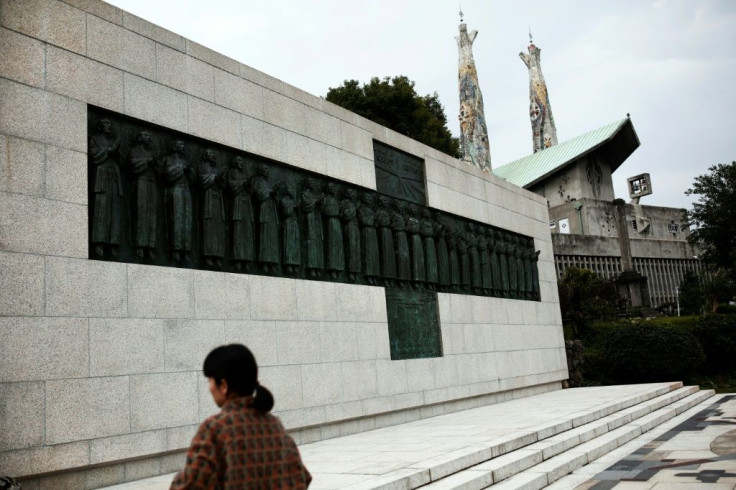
0,0 -> 567,484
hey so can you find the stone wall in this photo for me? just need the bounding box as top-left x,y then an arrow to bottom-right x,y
0,0 -> 567,485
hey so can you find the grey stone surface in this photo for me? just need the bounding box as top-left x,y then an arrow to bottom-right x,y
156,43 -> 214,102
0,0 -> 86,54
89,318 -> 164,376
193,270 -> 250,320
0,316 -> 88,382
406,358 -> 437,391
0,193 -> 87,257
0,250 -> 44,316
262,89 -> 307,134
249,275 -> 297,320
127,264 -> 194,319
0,134 -> 45,197
123,73 -> 189,133
0,439 -> 89,476
301,362 -> 344,407
0,27 -> 45,88
187,96 -> 241,149
320,322 -> 358,362
340,120 -> 373,160
223,320 -> 278,366
46,43 -> 125,112
165,424 -> 198,451
0,79 -> 87,152
213,68 -> 264,118
0,381 -> 44,451
275,321 -> 321,365
286,131 -> 326,175
45,144 -> 87,204
90,430 -> 167,464
46,257 -> 127,317
87,14 -> 156,79
124,458 -> 162,481
376,359 -> 408,396
341,360 -> 378,401
355,322 -> 391,360
305,107 -> 342,148
130,372 -> 199,431
260,364 -> 303,411
122,10 -> 185,51
335,283 -> 386,322
45,376 -> 130,444
186,38 -> 240,75
295,280 -> 337,321
86,464 -> 126,489
163,319 -> 225,371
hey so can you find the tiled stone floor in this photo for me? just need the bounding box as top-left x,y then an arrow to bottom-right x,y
558,394 -> 736,489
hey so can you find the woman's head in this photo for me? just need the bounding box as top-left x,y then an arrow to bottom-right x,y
203,344 -> 274,411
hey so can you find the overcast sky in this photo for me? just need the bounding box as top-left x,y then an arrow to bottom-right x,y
107,0 -> 736,210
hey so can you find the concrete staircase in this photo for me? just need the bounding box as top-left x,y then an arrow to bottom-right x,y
415,384 -> 714,489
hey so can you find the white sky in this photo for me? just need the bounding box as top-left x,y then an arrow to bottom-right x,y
106,0 -> 736,210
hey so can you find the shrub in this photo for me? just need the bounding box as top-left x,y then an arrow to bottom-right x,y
602,322 -> 705,383
694,314 -> 736,373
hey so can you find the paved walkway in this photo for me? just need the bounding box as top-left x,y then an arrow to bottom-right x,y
100,384 -> 736,489
550,393 -> 736,489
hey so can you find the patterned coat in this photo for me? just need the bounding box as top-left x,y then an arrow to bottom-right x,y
170,397 -> 311,489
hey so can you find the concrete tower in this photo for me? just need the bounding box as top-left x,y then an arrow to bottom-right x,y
457,12 -> 491,171
520,33 -> 558,153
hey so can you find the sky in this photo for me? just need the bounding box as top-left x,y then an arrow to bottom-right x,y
107,0 -> 736,210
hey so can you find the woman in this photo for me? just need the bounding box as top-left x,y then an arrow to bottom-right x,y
171,344 -> 311,489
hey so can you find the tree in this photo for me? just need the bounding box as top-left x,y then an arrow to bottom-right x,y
326,76 -> 460,157
558,266 -> 620,338
684,161 -> 736,287
678,269 -> 705,315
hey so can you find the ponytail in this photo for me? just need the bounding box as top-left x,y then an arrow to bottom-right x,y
252,382 -> 275,412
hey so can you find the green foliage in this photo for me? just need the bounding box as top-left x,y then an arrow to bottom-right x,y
694,313 -> 736,373
326,76 -> 460,157
702,269 -> 736,314
602,322 -> 705,383
678,269 -> 705,315
558,267 -> 620,338
684,161 -> 736,284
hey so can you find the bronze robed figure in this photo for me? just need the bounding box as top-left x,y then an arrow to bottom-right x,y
302,178 -> 324,277
198,149 -> 226,266
252,164 -> 279,273
323,182 -> 345,279
341,188 -> 361,282
358,192 -> 380,284
227,156 -> 255,270
128,130 -> 158,258
90,117 -> 123,257
163,139 -> 193,262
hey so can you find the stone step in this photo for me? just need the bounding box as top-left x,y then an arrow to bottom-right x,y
417,387 -> 714,489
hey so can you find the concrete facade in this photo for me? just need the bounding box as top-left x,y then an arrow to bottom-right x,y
0,0 -> 567,486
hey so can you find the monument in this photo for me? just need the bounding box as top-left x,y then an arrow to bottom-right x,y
456,11 -> 492,171
520,32 -> 558,153
0,1 -> 566,487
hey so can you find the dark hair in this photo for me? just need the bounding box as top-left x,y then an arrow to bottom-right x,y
203,344 -> 274,412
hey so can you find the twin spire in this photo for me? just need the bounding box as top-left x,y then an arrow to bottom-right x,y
456,15 -> 558,169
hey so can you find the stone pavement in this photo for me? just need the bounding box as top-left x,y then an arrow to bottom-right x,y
99,384 -> 736,489
549,393 -> 736,489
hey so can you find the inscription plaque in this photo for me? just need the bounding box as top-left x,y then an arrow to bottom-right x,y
386,289 -> 442,360
374,141 -> 426,206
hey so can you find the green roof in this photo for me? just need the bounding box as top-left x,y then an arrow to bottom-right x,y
494,118 -> 639,188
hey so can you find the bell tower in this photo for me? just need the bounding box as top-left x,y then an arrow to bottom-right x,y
520,33 -> 558,153
457,10 -> 492,171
